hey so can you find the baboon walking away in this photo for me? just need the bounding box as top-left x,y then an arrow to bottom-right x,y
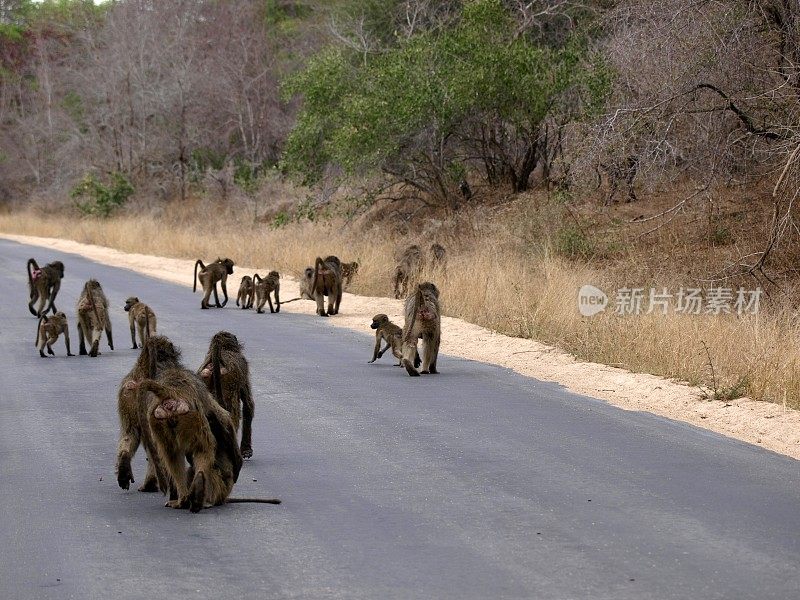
76,279 -> 113,357
393,245 -> 424,299
402,282 -> 442,377
116,336 -> 181,494
35,312 -> 73,357
27,258 -> 64,317
236,276 -> 254,309
198,331 -> 255,459
299,256 -> 343,317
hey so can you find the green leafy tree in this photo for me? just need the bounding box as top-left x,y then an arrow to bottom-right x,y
282,0 -> 609,207
71,172 -> 134,218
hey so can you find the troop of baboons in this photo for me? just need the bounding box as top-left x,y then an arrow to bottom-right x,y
24,242 -> 445,511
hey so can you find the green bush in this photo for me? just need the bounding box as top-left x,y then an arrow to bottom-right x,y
555,224 -> 593,259
71,172 -> 134,218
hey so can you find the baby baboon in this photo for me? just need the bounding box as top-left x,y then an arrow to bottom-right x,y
430,243 -> 447,267
401,282 -> 442,377
393,245 -> 424,299
116,336 -> 182,493
198,331 -> 255,459
35,312 -> 74,357
341,261 -> 359,286
236,276 -> 255,309
369,313 -> 420,367
299,256 -> 343,317
253,271 -> 281,314
76,279 -> 113,357
27,258 -> 64,317
193,257 -> 235,309
124,297 -> 157,350
143,367 -> 243,512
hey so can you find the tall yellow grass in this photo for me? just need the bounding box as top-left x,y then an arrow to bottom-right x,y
2,208 -> 799,407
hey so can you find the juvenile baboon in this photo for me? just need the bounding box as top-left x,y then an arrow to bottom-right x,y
27,258 -> 64,317
193,257 -> 235,309
124,297 -> 157,350
116,336 -> 182,493
253,271 -> 281,314
393,245 -> 424,299
401,282 -> 442,377
76,279 -> 113,357
299,256 -> 342,317
341,261 -> 359,286
430,243 -> 447,267
197,331 -> 254,459
35,312 -> 74,357
142,367 -> 243,512
236,276 -> 254,309
369,313 -> 420,367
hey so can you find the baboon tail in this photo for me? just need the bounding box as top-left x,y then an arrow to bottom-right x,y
404,285 -> 424,343
35,315 -> 47,346
226,498 -> 282,505
144,311 -> 150,343
27,258 -> 38,297
313,257 -> 325,294
212,341 -> 223,406
253,273 -> 262,283
193,260 -> 205,293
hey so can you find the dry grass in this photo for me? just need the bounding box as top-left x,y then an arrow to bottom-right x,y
3,204 -> 799,408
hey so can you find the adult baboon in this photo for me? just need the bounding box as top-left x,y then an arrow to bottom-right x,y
197,331 -> 254,459
341,261 -> 359,286
142,366 -> 243,512
236,276 -> 254,309
193,257 -> 234,309
27,258 -> 64,317
35,312 -> 73,357
253,271 -> 281,314
430,243 -> 447,267
124,297 -> 157,350
369,313 -> 420,367
76,279 -> 113,357
116,336 -> 181,493
401,282 -> 441,377
299,256 -> 342,317
393,245 -> 424,299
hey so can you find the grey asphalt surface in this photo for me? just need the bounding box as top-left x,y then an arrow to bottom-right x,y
1,238 -> 799,600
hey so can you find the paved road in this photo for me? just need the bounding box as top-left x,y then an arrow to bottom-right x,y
1,238 -> 799,600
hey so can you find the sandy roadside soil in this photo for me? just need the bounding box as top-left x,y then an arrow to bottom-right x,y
4,232 -> 799,460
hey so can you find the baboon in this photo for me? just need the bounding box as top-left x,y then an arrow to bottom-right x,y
197,331 -> 255,459
193,257 -> 235,309
393,245 -> 424,299
76,279 -> 113,357
253,271 -> 281,314
142,367 -> 243,512
369,313 -> 420,367
341,261 -> 359,286
116,336 -> 182,493
430,243 -> 447,267
236,276 -> 254,309
35,312 -> 73,357
124,297 -> 157,350
299,256 -> 343,317
401,282 -> 442,377
27,258 -> 64,317
459,179 -> 473,201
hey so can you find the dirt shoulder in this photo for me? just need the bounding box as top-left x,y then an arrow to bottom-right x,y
5,232 -> 799,460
